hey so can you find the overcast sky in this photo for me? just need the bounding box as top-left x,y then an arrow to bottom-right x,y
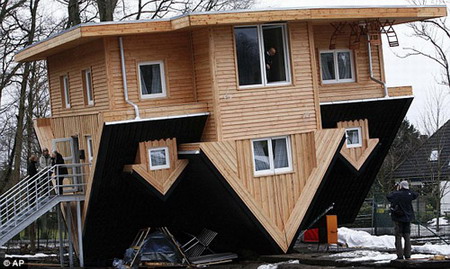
255,0 -> 450,133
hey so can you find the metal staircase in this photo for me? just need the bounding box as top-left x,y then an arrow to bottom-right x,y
0,163 -> 88,246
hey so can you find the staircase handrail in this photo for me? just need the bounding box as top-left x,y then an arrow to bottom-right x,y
0,164 -> 57,203
0,163 -> 89,228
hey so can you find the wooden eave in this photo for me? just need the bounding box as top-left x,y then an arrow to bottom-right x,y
15,5 -> 446,62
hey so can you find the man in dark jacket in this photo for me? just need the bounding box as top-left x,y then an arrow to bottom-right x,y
387,180 -> 418,259
27,155 -> 38,206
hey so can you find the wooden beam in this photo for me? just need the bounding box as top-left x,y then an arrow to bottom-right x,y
16,6 -> 446,62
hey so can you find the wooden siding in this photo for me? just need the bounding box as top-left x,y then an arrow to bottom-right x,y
388,86 -> 413,97
192,28 -> 218,141
102,102 -> 209,122
314,24 -> 385,103
104,31 -> 196,111
338,119 -> 379,170
16,6 -> 446,62
34,118 -> 54,151
47,39 -> 109,117
200,129 -> 344,251
212,22 -> 318,141
33,113 -> 104,225
123,138 -> 188,195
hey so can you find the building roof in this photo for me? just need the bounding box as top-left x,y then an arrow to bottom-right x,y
393,120 -> 450,181
15,5 -> 446,62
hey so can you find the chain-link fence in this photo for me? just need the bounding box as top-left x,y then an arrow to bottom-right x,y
349,193 -> 450,243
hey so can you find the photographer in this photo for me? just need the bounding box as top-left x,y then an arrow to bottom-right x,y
387,180 -> 418,260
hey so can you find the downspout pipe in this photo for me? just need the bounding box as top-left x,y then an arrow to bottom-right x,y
119,37 -> 140,119
367,34 -> 389,98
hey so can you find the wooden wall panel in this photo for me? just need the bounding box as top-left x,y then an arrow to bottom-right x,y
235,132 -> 316,229
192,28 -> 217,141
212,23 -> 318,141
35,113 -> 104,225
338,119 -> 379,170
388,86 -> 413,97
47,39 -> 109,117
105,31 -> 196,111
199,129 -> 344,252
124,138 -> 188,195
313,24 -> 386,103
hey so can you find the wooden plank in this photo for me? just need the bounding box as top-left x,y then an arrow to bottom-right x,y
307,22 -> 322,130
16,7 -> 445,62
213,23 -> 317,140
284,128 -> 344,243
388,86 -> 413,97
313,24 -> 386,103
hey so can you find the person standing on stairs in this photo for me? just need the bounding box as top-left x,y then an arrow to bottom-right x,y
52,151 -> 68,195
27,155 -> 38,206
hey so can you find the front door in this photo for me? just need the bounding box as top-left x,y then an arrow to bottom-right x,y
52,137 -> 80,192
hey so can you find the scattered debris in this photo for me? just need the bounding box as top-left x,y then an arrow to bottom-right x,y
113,227 -> 237,268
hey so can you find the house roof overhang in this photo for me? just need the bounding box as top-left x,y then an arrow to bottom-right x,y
15,5 -> 447,62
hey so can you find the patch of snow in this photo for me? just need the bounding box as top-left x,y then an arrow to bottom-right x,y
428,217 -> 449,226
413,243 -> 450,255
338,227 -> 395,249
5,253 -> 57,258
338,227 -> 450,256
257,260 -> 299,269
331,250 -> 434,263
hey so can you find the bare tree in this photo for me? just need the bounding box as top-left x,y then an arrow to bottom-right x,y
121,0 -> 254,20
413,86 -> 450,230
419,87 -> 450,136
97,0 -> 118,21
0,0 -> 27,104
401,1 -> 450,90
1,0 -> 41,190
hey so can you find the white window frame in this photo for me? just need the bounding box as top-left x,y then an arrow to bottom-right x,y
430,149 -> 439,161
62,75 -> 70,108
235,24 -> 291,89
345,127 -> 362,148
251,136 -> 292,176
138,61 -> 167,99
86,136 -> 94,162
148,146 -> 170,170
84,68 -> 94,105
319,49 -> 355,84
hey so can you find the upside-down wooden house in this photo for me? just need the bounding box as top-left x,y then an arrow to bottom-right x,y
15,5 -> 446,265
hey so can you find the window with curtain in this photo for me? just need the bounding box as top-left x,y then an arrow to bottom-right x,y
139,61 -> 166,98
345,127 -> 362,148
234,24 -> 291,87
252,136 -> 292,176
320,49 -> 354,83
149,147 -> 170,170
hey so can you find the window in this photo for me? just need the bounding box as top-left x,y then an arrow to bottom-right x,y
251,136 -> 292,176
86,136 -> 94,162
60,75 -> 70,108
234,24 -> 291,87
429,149 -> 439,161
345,127 -> 362,148
320,49 -> 355,83
83,69 -> 94,105
149,147 -> 170,170
138,61 -> 167,99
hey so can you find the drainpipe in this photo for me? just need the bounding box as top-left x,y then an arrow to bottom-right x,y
119,37 -> 140,119
367,34 -> 389,98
